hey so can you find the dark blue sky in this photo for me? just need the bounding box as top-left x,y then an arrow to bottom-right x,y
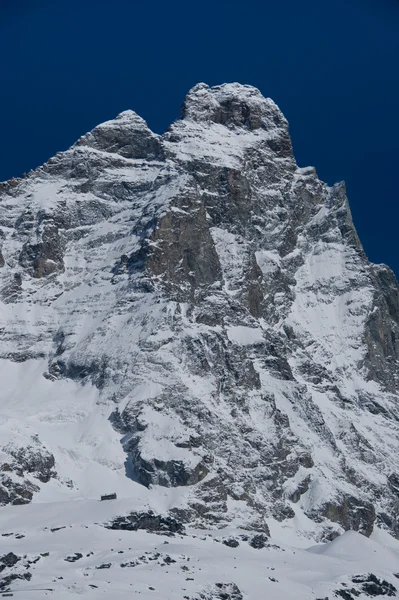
1,0 -> 398,274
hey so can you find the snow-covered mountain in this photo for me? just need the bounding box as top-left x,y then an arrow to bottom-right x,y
1,82 -> 399,597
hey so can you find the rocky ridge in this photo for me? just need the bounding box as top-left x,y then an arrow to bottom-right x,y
0,83 -> 398,542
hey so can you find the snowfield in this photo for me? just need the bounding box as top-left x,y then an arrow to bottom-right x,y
1,499 -> 399,599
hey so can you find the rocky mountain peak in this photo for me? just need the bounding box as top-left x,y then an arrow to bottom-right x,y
0,83 -> 399,546
181,82 -> 288,132
75,108 -> 163,160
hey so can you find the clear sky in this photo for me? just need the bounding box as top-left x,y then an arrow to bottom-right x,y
1,0 -> 398,274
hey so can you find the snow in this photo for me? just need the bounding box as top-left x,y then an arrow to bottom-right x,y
255,249 -> 281,275
165,120 -> 275,169
1,501 -> 399,599
226,326 -> 264,346
286,240 -> 374,370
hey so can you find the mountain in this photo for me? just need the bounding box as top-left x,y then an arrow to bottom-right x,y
1,82 -> 399,597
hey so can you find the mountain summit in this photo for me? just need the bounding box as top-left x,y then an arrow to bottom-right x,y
0,83 -> 399,545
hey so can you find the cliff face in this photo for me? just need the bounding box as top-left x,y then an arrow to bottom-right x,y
0,83 -> 398,542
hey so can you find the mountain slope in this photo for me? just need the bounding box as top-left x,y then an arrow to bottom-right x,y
1,499 -> 399,599
0,83 -> 399,552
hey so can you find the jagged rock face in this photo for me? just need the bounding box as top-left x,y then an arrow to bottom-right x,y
76,110 -> 164,160
0,437 -> 56,506
1,83 -> 399,540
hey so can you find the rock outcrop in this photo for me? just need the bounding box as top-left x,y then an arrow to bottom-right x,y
0,437 -> 56,506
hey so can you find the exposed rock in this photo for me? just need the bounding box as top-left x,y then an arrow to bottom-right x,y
222,538 -> 239,548
0,571 -> 32,590
76,110 -> 163,160
130,447 -> 211,488
3,439 -> 56,483
317,496 -> 376,537
19,220 -> 64,278
196,582 -> 243,600
120,560 -> 139,568
106,511 -> 185,534
351,574 -> 396,597
249,533 -> 269,549
64,553 -> 83,563
363,265 -> 399,392
0,437 -> 56,506
146,200 -> 222,302
289,475 -> 312,503
0,475 -> 40,506
0,553 -> 20,572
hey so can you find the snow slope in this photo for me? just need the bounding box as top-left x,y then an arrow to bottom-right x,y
1,498 -> 399,599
